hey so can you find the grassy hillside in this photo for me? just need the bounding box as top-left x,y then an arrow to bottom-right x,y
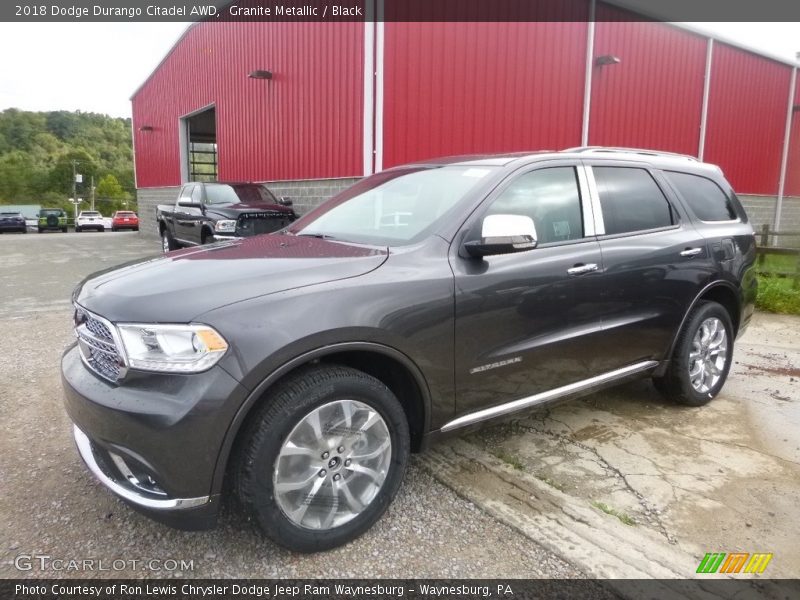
0,108 -> 135,215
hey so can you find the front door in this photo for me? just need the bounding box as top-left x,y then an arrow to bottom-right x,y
451,164 -> 608,420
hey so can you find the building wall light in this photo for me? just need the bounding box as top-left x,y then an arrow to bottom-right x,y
595,55 -> 621,67
248,70 -> 273,80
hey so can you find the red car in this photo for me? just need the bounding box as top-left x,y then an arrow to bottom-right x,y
111,211 -> 139,232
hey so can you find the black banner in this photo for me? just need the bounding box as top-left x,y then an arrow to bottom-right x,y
1,579 -> 799,600
3,0 -> 800,23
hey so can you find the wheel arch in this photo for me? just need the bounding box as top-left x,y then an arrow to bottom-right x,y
655,280 -> 741,377
212,342 -> 432,496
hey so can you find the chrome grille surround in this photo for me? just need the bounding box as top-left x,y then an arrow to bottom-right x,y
74,305 -> 128,382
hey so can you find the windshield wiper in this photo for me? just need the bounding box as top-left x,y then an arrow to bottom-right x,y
294,232 -> 339,240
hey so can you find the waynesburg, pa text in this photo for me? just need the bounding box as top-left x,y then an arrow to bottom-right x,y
15,583 -> 516,598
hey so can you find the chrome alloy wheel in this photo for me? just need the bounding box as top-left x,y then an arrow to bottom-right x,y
688,317 -> 727,394
273,399 -> 392,530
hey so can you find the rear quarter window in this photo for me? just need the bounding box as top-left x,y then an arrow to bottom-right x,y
666,171 -> 737,222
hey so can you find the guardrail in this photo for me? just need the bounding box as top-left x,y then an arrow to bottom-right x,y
756,224 -> 800,288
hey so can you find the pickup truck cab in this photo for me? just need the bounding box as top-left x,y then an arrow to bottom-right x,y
157,181 -> 296,252
63,148 -> 756,553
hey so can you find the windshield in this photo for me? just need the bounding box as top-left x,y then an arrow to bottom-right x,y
41,210 -> 63,216
1,212 -> 22,217
204,184 -> 278,205
81,212 -> 100,217
116,212 -> 136,217
288,166 -> 497,245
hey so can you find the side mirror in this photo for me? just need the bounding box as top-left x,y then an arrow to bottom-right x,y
177,200 -> 203,209
464,214 -> 538,258
278,196 -> 293,206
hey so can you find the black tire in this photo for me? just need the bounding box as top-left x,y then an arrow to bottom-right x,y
62,227 -> 68,233
653,301 -> 734,407
235,365 -> 410,553
75,227 -> 81,233
161,229 -> 179,252
112,227 -> 117,232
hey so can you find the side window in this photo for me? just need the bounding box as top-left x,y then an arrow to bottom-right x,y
666,171 -> 737,221
179,185 -> 194,202
191,185 -> 204,204
485,167 -> 584,244
592,167 -> 674,235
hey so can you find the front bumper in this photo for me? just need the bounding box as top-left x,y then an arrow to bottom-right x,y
62,344 -> 249,529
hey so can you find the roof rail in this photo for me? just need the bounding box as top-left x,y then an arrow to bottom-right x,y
562,146 -> 699,162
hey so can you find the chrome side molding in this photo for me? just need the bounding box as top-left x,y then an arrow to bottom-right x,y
440,360 -> 658,433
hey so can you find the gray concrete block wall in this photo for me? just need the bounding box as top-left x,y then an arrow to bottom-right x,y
739,195 -> 800,247
264,177 -> 361,216
137,185 -> 800,246
136,186 -> 181,239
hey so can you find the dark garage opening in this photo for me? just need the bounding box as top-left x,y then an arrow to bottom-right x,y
185,107 -> 217,182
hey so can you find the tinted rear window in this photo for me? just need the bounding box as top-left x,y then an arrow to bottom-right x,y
667,171 -> 737,222
593,167 -> 674,235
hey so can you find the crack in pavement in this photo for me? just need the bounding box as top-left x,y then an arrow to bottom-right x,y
512,411 -> 676,543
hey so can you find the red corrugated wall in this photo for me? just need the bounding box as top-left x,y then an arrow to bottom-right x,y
381,3 -> 589,168
786,72 -> 800,197
704,43 -> 793,195
589,10 -> 707,156
132,22 -> 363,188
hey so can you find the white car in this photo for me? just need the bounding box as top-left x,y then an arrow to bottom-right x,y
75,211 -> 105,233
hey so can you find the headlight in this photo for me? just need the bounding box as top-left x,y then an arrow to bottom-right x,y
214,220 -> 237,233
117,323 -> 228,373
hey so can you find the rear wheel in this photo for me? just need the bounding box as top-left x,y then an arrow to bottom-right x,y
653,301 -> 734,406
235,365 -> 410,552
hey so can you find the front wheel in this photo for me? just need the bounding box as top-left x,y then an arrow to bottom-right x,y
161,229 -> 179,252
235,365 -> 410,553
653,301 -> 734,406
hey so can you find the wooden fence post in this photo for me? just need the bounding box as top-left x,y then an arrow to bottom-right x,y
758,224 -> 769,268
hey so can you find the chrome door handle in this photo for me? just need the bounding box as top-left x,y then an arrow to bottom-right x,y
680,248 -> 703,257
567,263 -> 599,275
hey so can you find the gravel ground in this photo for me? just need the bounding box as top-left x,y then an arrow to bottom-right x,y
0,232 -> 583,579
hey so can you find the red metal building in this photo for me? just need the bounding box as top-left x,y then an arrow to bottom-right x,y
131,1 -> 800,236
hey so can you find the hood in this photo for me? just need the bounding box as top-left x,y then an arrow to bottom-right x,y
206,202 -> 294,218
75,234 -> 388,323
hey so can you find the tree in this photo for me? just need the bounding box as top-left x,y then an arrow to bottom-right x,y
49,149 -> 98,197
96,174 -> 124,199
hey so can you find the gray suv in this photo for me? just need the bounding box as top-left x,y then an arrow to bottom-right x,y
62,147 -> 756,552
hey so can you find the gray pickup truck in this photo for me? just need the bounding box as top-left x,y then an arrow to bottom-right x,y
157,181 -> 297,252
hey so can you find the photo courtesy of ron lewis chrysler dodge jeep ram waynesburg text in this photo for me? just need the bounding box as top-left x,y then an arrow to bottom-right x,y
62,148 -> 756,552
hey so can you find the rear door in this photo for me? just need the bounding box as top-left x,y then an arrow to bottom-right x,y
451,162 -> 608,419
583,161 -> 715,371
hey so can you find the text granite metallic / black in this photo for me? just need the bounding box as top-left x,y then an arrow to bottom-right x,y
62,148 -> 756,551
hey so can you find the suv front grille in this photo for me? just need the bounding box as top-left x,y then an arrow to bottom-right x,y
74,306 -> 127,382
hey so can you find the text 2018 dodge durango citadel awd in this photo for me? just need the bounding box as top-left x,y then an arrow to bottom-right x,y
62,148 -> 756,552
